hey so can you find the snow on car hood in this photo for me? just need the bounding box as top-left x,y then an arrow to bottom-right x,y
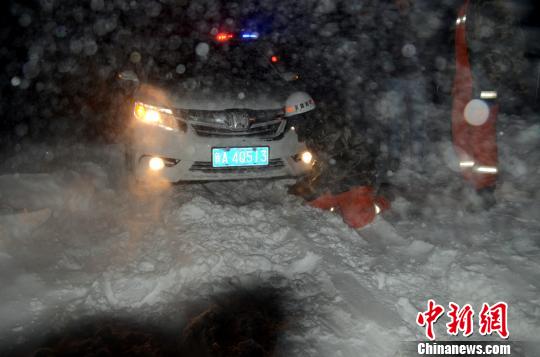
135,76 -> 292,111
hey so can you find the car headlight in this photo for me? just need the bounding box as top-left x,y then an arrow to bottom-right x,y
293,151 -> 315,165
134,102 -> 183,131
301,151 -> 313,164
148,157 -> 165,171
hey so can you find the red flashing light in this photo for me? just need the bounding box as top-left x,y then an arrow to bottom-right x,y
216,32 -> 234,42
271,55 -> 279,63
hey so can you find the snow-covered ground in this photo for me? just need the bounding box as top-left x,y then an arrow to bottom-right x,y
0,115 -> 539,356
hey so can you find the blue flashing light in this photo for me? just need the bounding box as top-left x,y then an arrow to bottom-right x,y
241,32 -> 259,39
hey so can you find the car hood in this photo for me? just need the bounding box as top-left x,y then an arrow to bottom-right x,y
135,77 -> 293,111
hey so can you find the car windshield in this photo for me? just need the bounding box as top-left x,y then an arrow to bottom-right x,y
193,43 -> 278,80
146,41 -> 291,92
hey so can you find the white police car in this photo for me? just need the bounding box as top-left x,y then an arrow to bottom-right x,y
120,31 -> 316,182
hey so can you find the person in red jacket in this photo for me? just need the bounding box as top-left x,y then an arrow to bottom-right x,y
308,186 -> 391,229
289,155 -> 391,230
452,0 -> 499,197
452,0 -> 526,208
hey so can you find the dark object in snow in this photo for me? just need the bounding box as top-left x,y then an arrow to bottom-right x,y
31,319 -> 177,357
25,287 -> 286,357
293,121 -> 378,202
288,127 -> 377,204
180,288 -> 284,357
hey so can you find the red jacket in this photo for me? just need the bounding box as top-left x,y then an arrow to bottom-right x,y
309,186 -> 390,229
452,0 -> 498,190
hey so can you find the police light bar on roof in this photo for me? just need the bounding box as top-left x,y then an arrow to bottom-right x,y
241,31 -> 259,39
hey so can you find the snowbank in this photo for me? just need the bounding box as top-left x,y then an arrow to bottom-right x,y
0,138 -> 539,356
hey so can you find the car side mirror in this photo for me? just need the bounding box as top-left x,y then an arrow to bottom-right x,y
118,70 -> 139,83
284,92 -> 316,117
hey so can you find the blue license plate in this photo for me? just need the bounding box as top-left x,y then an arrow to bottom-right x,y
212,147 -> 269,168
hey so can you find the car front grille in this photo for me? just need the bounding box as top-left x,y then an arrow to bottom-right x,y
189,159 -> 285,173
191,120 -> 284,137
174,109 -> 286,139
